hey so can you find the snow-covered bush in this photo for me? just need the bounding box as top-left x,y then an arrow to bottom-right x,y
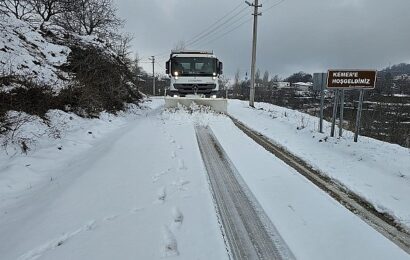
0,12 -> 141,151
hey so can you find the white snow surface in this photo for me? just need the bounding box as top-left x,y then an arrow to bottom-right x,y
0,98 -> 228,260
228,99 -> 410,231
209,116 -> 408,260
1,98 -> 409,259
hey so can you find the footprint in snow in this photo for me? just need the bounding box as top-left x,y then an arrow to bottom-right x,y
104,215 -> 119,221
130,207 -> 144,214
152,175 -> 160,183
172,179 -> 190,191
152,169 -> 172,183
177,145 -> 183,150
157,187 -> 167,203
162,225 -> 179,257
177,159 -> 187,170
172,207 -> 184,228
171,151 -> 177,159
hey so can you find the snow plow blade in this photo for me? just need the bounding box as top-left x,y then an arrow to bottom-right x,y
164,96 -> 228,114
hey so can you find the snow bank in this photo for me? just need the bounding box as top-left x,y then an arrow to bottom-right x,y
162,103 -> 225,126
228,99 -> 410,230
0,100 -> 154,209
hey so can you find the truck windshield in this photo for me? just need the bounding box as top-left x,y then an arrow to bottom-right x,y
171,57 -> 216,77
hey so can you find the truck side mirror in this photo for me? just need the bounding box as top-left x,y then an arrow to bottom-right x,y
218,62 -> 223,75
165,61 -> 170,75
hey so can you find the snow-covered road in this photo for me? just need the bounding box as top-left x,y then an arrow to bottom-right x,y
196,125 -> 293,259
0,98 -> 409,259
0,101 -> 228,260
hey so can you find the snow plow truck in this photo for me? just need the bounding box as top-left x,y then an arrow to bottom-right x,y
164,50 -> 227,113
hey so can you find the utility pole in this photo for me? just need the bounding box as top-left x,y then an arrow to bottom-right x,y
150,56 -> 156,96
246,0 -> 262,107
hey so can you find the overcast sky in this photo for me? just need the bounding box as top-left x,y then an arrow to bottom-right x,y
115,0 -> 410,79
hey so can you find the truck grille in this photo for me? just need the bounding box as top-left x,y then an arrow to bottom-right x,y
173,84 -> 216,94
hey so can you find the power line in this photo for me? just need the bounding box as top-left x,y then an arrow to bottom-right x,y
140,3 -> 249,59
192,17 -> 252,49
186,6 -> 249,47
185,2 -> 244,45
264,0 -> 286,12
142,0 -> 287,63
192,0 -> 287,49
155,61 -> 165,71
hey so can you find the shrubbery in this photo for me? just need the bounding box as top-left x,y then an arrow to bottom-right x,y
0,0 -> 142,150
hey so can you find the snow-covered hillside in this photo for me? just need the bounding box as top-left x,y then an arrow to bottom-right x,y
0,14 -> 113,92
0,15 -> 71,91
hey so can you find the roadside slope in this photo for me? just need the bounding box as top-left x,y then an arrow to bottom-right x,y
210,116 -> 409,259
228,99 -> 410,231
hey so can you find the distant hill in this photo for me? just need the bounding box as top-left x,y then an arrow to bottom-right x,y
380,63 -> 410,76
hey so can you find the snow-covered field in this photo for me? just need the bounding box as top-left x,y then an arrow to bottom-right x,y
0,98 -> 409,259
228,99 -> 410,231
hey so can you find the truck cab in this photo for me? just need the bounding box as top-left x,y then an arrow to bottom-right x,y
166,50 -> 223,97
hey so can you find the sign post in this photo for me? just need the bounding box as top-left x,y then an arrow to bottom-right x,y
339,90 -> 345,137
330,90 -> 339,137
354,89 -> 365,142
319,87 -> 325,133
326,70 -> 377,142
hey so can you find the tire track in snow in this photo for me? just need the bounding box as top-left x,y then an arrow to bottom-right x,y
229,115 -> 410,254
195,125 -> 294,260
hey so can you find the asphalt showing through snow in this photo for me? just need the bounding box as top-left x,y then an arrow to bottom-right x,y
195,125 -> 294,260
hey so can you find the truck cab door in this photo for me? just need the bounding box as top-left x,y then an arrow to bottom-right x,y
218,61 -> 223,75
166,60 -> 170,75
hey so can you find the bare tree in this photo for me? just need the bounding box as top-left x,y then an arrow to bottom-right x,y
0,0 -> 34,20
112,32 -> 133,64
28,0 -> 66,29
173,40 -> 186,51
218,75 -> 230,98
58,0 -> 122,36
131,53 -> 143,79
255,68 -> 261,86
271,74 -> 280,82
232,69 -> 240,97
262,70 -> 269,87
78,0 -> 122,35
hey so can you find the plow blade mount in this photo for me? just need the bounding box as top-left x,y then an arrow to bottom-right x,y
164,96 -> 228,113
